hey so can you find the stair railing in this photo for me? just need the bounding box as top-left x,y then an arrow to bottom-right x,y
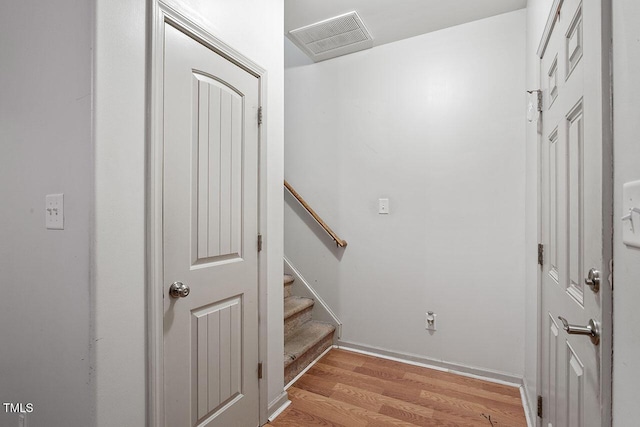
284,180 -> 348,248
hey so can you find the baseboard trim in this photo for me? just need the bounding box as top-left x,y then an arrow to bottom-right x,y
336,340 -> 523,387
267,391 -> 290,423
520,384 -> 535,427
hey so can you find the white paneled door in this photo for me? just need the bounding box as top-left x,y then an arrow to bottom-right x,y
539,0 -> 611,426
163,23 -> 260,427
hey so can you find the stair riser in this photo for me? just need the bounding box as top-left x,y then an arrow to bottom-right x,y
284,330 -> 334,384
284,306 -> 313,339
284,282 -> 293,298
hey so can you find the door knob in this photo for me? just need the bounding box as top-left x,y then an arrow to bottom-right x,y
558,316 -> 600,345
584,268 -> 600,293
169,281 -> 190,298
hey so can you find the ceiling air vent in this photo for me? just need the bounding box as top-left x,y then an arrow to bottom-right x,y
288,11 -> 373,62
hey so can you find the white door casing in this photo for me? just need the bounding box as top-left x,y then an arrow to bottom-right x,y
150,5 -> 266,425
538,0 -> 612,426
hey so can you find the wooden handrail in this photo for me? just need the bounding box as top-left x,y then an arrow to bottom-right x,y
284,180 -> 347,248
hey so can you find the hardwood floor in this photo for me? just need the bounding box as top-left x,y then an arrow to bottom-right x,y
269,349 -> 527,427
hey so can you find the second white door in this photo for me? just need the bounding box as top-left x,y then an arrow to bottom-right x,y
539,0 -> 611,426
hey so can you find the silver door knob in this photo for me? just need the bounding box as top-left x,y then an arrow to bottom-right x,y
558,316 -> 600,345
584,268 -> 600,293
169,281 -> 190,298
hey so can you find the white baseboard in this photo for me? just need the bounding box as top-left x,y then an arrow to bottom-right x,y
520,384 -> 535,427
267,391 -> 290,423
336,340 -> 523,387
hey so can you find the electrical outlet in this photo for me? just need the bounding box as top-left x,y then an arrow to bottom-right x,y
426,312 -> 437,331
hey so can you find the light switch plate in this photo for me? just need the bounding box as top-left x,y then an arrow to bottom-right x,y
622,180 -> 640,248
378,198 -> 389,214
46,193 -> 64,230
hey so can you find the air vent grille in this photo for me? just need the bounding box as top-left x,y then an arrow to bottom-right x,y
295,15 -> 360,44
288,11 -> 373,62
307,29 -> 368,54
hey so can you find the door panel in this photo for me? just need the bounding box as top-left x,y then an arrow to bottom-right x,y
567,101 -> 584,304
566,343 -> 584,427
547,314 -> 559,427
163,22 -> 260,427
539,0 -> 610,426
191,73 -> 244,264
191,297 -> 243,423
549,129 -> 559,282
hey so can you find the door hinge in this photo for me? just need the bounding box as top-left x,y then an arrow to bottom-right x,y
257,234 -> 263,252
538,243 -> 544,266
258,106 -> 263,125
258,362 -> 263,379
527,89 -> 543,112
537,395 -> 543,418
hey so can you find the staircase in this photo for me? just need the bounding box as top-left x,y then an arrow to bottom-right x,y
283,274 -> 335,384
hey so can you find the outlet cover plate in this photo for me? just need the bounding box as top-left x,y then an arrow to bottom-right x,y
426,312 -> 437,331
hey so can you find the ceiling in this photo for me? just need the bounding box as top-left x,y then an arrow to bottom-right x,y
285,0 -> 527,49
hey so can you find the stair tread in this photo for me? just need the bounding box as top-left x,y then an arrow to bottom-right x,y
283,274 -> 295,286
284,296 -> 314,320
284,321 -> 335,368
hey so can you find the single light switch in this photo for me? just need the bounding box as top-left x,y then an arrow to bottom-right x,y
46,193 -> 64,230
378,198 -> 389,214
622,180 -> 640,248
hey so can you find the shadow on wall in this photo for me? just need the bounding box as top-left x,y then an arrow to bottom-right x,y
285,189 -> 346,261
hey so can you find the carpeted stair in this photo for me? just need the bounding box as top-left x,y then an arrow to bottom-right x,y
283,274 -> 335,384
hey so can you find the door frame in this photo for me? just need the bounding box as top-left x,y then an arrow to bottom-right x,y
147,2 -> 269,426
534,0 -> 613,425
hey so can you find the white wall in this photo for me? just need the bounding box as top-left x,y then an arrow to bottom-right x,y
93,0 -> 284,425
523,0 -> 554,419
0,1 -> 94,426
612,0 -> 640,424
285,10 -> 526,378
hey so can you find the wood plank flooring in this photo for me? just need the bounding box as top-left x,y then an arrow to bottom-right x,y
269,349 -> 527,427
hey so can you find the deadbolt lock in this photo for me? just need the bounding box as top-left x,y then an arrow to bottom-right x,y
584,268 -> 600,293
